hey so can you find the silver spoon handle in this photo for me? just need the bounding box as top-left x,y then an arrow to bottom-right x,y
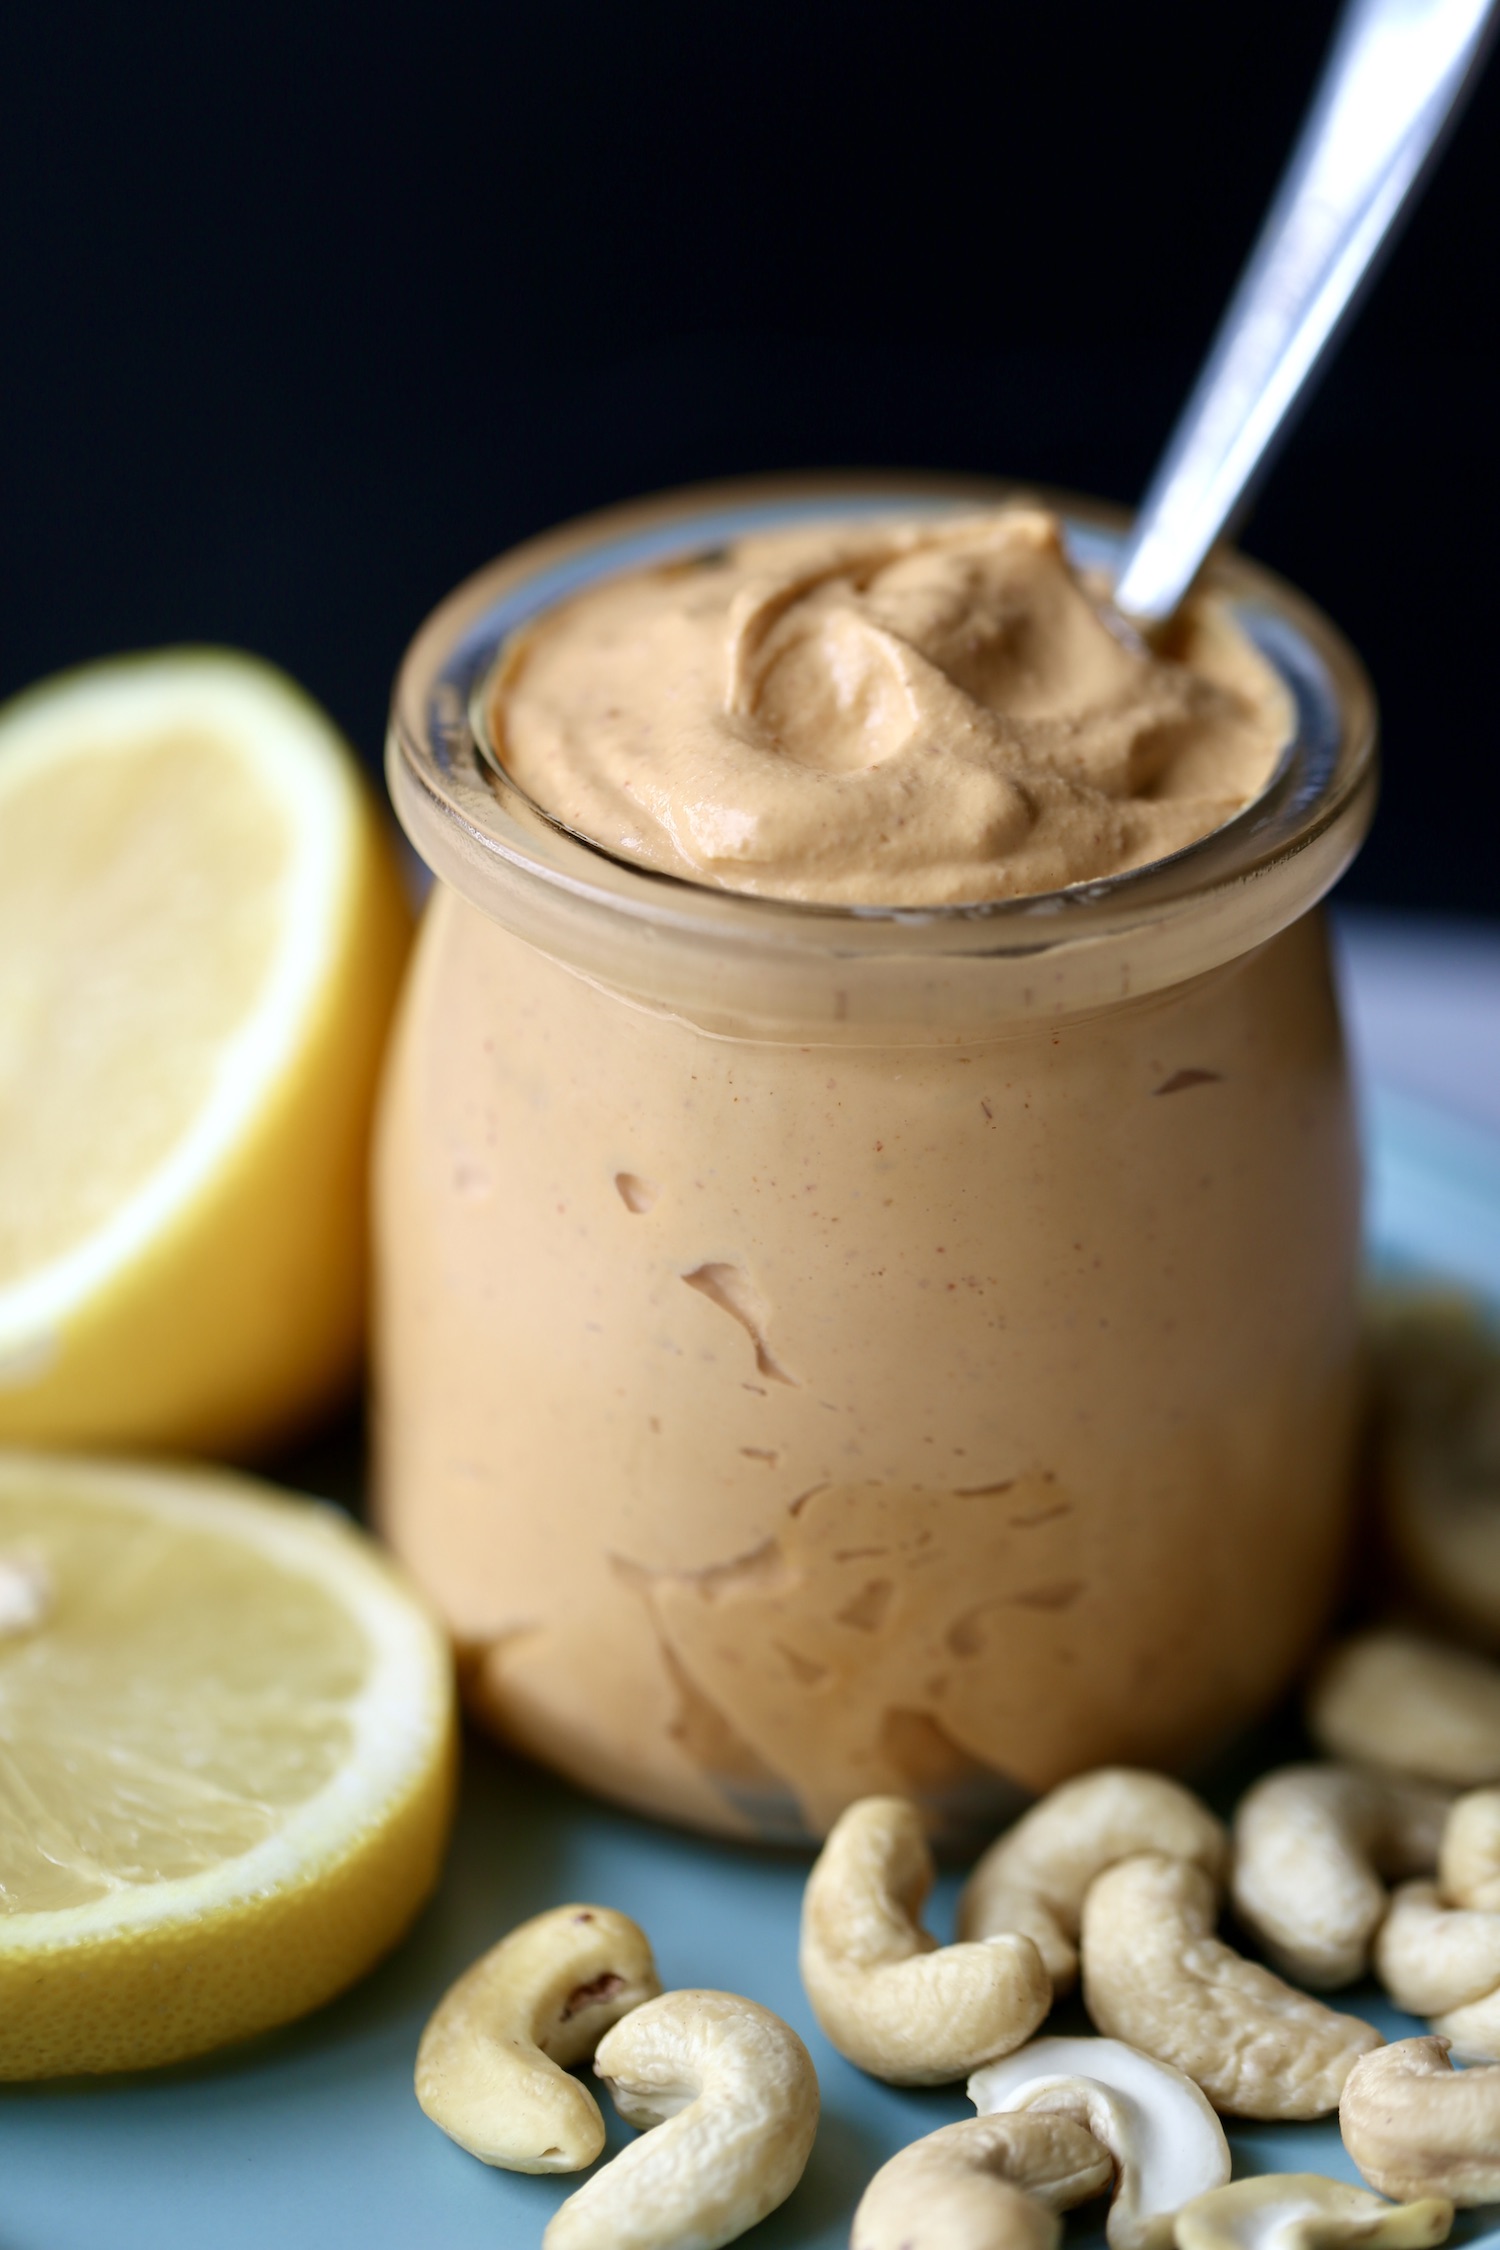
1113,0 -> 1497,627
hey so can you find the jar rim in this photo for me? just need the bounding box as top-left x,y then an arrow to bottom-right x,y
389,474 -> 1375,958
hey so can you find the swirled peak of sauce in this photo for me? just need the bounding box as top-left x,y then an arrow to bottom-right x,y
492,507 -> 1292,906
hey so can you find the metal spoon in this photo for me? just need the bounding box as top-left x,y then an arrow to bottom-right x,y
1112,0 -> 1497,631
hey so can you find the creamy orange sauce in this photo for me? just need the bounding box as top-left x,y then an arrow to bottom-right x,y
375,903 -> 1359,1841
374,493 -> 1359,1841
493,508 -> 1290,906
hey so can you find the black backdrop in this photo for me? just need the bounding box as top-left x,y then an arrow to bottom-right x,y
3,0 -> 1497,914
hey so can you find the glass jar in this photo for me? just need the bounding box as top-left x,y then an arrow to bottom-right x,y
375,474 -> 1376,1844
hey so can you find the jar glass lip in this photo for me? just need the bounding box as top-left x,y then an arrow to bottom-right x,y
387,476 -> 1376,957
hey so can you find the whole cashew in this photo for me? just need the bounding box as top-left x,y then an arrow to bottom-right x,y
1308,1632 -> 1500,1788
415,1903 -> 661,2171
800,1796 -> 1050,2085
1080,1853 -> 1381,2118
958,1769 -> 1228,1992
850,2112 -> 1113,2250
1231,1764 -> 1451,1988
970,2034 -> 1230,2250
1173,2172 -> 1452,2250
1373,1788 -> 1500,2058
543,1989 -> 818,2250
1341,2035 -> 1500,2206
1372,1292 -> 1500,1650
1374,1882 -> 1500,2059
1436,1784 -> 1500,1909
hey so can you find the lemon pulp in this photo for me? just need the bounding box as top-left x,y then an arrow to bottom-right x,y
0,650 -> 411,1452
0,1452 -> 455,2076
0,729 -> 288,1282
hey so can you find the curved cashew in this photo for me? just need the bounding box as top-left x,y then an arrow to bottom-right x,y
1374,1880 -> 1500,2058
1342,2036 -> 1500,2205
1308,1631 -> 1500,1787
415,1903 -> 660,2171
1174,2173 -> 1452,2250
958,1769 -> 1228,1992
851,2112 -> 1113,2250
543,1989 -> 818,2250
970,2034 -> 1230,2250
1231,1764 -> 1451,1988
1372,1789 -> 1500,2058
1372,1292 -> 1500,1648
799,1796 -> 1050,2085
1436,1784 -> 1500,1909
1080,1853 -> 1380,2118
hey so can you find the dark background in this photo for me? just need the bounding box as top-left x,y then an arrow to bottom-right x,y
2,0 -> 1496,914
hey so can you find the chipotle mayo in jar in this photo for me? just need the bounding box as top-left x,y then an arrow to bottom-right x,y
375,475 -> 1377,1843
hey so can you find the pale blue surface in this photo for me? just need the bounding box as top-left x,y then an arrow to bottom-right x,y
4,1084 -> 1500,2250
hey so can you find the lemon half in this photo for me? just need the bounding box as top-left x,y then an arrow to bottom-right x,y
0,1450 -> 456,2076
0,649 -> 411,1454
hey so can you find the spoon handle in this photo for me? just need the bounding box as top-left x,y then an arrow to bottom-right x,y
1113,0 -> 1497,628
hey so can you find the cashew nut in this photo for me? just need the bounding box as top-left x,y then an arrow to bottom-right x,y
1374,1879 -> 1500,2059
1341,2035 -> 1500,2205
958,1769 -> 1229,1992
1231,1764 -> 1451,1988
1372,1292 -> 1500,1648
415,1903 -> 661,2171
1080,1853 -> 1381,2117
851,2111 -> 1113,2250
1308,1631 -> 1500,1788
969,2034 -> 1231,2250
543,1989 -> 818,2250
1370,1786 -> 1500,2057
1173,2173 -> 1452,2250
799,1796 -> 1050,2085
1436,1783 -> 1500,1909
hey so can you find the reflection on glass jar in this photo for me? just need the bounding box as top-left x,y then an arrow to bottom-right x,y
374,477 -> 1377,1844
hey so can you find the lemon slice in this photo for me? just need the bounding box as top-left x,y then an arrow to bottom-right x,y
0,1450 -> 456,2077
0,649 -> 411,1454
